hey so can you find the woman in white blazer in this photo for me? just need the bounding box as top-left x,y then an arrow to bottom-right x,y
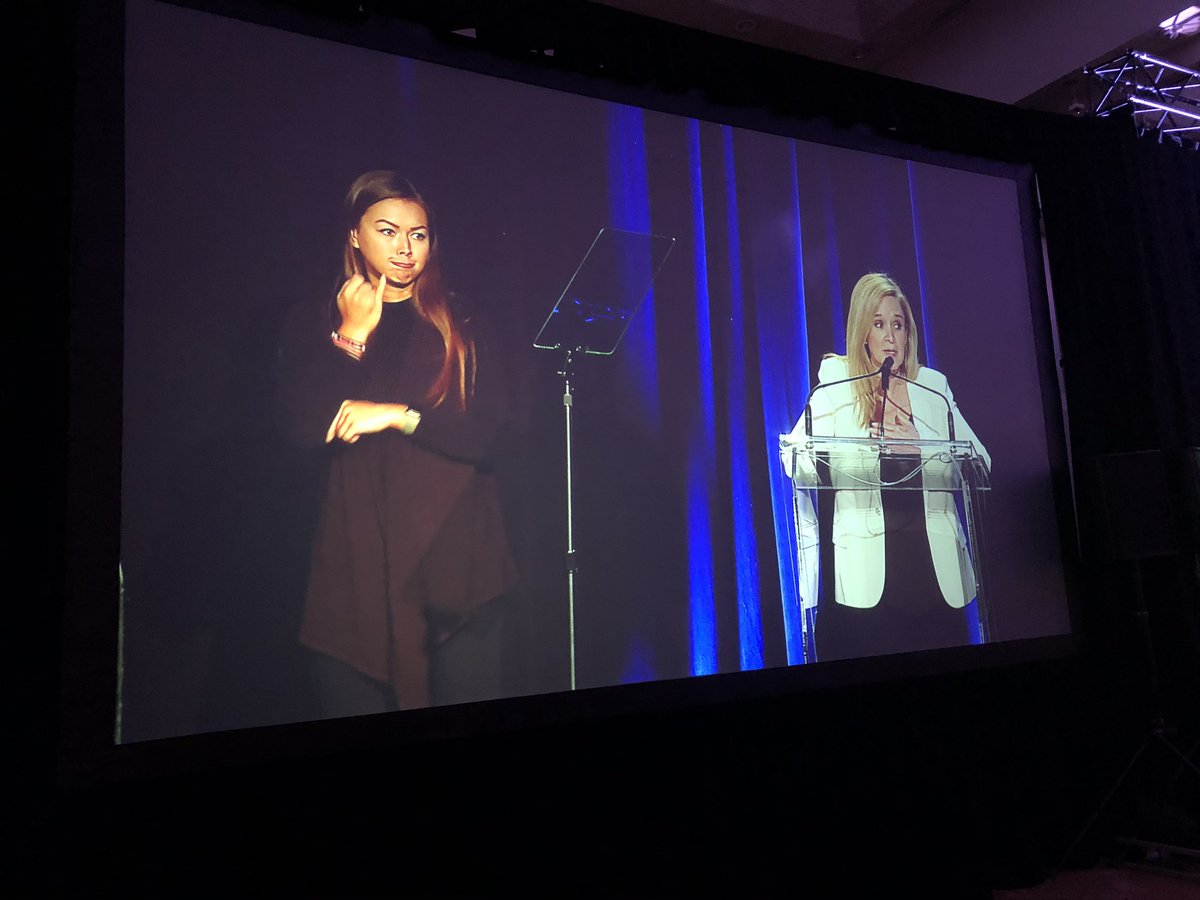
781,273 -> 991,661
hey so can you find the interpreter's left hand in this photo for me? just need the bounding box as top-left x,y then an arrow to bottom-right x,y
325,400 -> 408,444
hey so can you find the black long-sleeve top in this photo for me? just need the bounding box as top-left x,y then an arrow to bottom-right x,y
277,295 -> 516,708
279,296 -> 505,464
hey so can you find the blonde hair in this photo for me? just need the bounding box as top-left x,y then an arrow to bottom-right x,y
825,273 -> 921,429
342,171 -> 474,410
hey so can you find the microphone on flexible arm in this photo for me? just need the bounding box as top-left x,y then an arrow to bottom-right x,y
802,360 -> 891,439
891,370 -> 956,442
878,356 -> 894,437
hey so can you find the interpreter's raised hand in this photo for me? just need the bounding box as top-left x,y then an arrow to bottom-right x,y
325,400 -> 410,444
336,271 -> 386,344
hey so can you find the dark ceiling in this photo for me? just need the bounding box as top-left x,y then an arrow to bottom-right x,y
592,0 -> 1199,115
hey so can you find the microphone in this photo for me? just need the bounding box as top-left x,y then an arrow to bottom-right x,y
891,371 -> 956,442
878,356 -> 894,435
878,355 -> 897,439
802,359 -> 891,440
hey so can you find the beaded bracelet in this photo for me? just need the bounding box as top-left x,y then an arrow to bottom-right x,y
330,331 -> 367,355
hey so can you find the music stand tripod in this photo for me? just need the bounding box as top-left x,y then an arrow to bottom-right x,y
532,227 -> 675,690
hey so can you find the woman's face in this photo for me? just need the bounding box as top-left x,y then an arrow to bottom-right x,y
350,198 -> 430,298
865,295 -> 907,370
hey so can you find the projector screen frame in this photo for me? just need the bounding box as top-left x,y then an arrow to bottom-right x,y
56,0 -> 1085,790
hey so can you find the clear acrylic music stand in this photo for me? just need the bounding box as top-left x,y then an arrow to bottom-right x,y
533,227 -> 675,689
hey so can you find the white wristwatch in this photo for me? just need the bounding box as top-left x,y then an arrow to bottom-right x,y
401,406 -> 422,434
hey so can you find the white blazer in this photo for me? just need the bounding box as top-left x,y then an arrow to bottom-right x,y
780,357 -> 991,610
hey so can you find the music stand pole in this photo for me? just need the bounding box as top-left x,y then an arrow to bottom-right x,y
532,227 -> 676,693
559,348 -> 579,691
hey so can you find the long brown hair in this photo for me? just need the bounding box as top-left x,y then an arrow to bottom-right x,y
342,170 -> 474,410
826,272 -> 921,428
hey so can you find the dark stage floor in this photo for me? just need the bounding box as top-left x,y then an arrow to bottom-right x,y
993,841 -> 1199,900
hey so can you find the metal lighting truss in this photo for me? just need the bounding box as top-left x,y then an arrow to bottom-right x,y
1088,51 -> 1199,146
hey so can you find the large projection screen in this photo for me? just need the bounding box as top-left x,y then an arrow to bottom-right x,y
119,0 -> 1074,743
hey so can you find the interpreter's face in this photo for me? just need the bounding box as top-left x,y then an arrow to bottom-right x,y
866,295 -> 907,370
350,198 -> 430,297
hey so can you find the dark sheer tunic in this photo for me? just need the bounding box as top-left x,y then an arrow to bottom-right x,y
278,297 -> 517,708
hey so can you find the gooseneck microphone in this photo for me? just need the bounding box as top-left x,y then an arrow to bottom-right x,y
802,360 -> 891,439
878,356 -> 894,434
892,371 -> 956,442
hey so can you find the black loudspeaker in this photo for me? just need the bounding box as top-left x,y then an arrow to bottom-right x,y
1095,450 -> 1179,560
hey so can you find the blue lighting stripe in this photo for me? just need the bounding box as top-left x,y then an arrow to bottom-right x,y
966,600 -> 983,644
722,126 -> 764,671
396,56 -> 416,104
606,105 -> 661,433
624,636 -> 656,683
686,121 -> 718,676
608,105 -> 652,232
606,105 -> 662,684
393,58 -> 420,146
906,161 -> 937,368
753,141 -> 809,665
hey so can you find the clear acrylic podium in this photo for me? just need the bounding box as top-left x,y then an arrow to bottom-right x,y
778,434 -> 993,663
